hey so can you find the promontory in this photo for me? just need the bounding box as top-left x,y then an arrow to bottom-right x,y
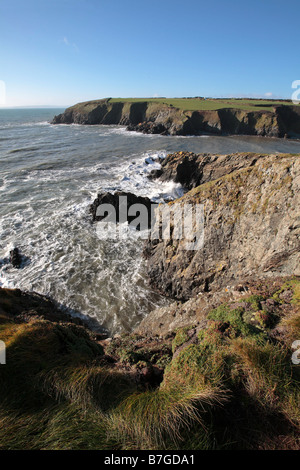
52,97 -> 300,138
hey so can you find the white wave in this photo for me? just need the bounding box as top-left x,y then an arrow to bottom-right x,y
0,147 -> 174,334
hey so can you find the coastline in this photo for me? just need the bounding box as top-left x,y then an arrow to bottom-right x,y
52,98 -> 300,139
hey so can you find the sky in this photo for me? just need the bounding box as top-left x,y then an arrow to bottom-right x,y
1,0 -> 300,107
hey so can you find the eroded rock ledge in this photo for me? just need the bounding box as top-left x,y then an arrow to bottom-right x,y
148,151 -> 261,189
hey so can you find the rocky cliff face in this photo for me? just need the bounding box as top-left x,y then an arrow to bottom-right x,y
143,153 -> 300,302
52,99 -> 300,138
51,99 -> 183,132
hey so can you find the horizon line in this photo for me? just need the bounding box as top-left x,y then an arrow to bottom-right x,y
0,94 -> 293,110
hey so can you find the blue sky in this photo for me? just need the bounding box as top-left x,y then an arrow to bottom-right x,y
1,0 -> 300,107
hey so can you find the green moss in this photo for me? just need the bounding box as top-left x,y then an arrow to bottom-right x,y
243,310 -> 274,331
207,304 -> 262,338
241,294 -> 264,310
165,343 -> 224,390
106,334 -> 172,368
155,354 -> 172,368
272,278 -> 300,305
118,348 -> 142,364
1,279 -> 299,450
172,326 -> 192,353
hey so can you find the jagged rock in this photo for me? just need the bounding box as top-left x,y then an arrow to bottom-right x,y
0,287 -> 109,335
127,121 -> 168,135
9,248 -> 22,268
135,276 -> 298,337
89,191 -> 154,229
0,287 -> 82,325
135,284 -> 251,337
148,151 -> 261,190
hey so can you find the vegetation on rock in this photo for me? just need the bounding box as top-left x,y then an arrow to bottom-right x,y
0,278 -> 299,450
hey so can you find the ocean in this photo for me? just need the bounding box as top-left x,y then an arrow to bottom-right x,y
1,108 -> 300,334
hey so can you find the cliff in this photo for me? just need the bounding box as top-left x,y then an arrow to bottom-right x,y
143,153 -> 300,304
52,98 -> 300,138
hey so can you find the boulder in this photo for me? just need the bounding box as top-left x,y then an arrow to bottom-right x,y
9,248 -> 22,269
89,191 -> 154,230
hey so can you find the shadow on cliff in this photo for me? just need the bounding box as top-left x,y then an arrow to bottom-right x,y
0,286 -> 108,335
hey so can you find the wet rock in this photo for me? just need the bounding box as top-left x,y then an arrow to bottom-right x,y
89,191 -> 154,229
148,151 -> 261,190
9,248 -> 22,268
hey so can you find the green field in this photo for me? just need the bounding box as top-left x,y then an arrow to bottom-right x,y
110,97 -> 293,113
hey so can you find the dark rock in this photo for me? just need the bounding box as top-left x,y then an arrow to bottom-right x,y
148,168 -> 163,180
127,121 -> 168,135
89,191 -> 154,230
234,284 -> 249,292
278,289 -> 293,303
260,299 -> 277,314
138,364 -> 164,388
148,151 -> 262,190
0,287 -> 83,325
9,248 -> 22,268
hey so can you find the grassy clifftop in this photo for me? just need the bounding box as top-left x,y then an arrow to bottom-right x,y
0,279 -> 299,450
110,97 -> 294,113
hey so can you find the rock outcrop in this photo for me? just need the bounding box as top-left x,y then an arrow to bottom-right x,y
1,277 -> 299,449
135,276 -> 299,337
148,151 -> 261,190
143,153 -> 300,301
9,247 -> 22,268
52,99 -> 300,138
89,191 -> 153,229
